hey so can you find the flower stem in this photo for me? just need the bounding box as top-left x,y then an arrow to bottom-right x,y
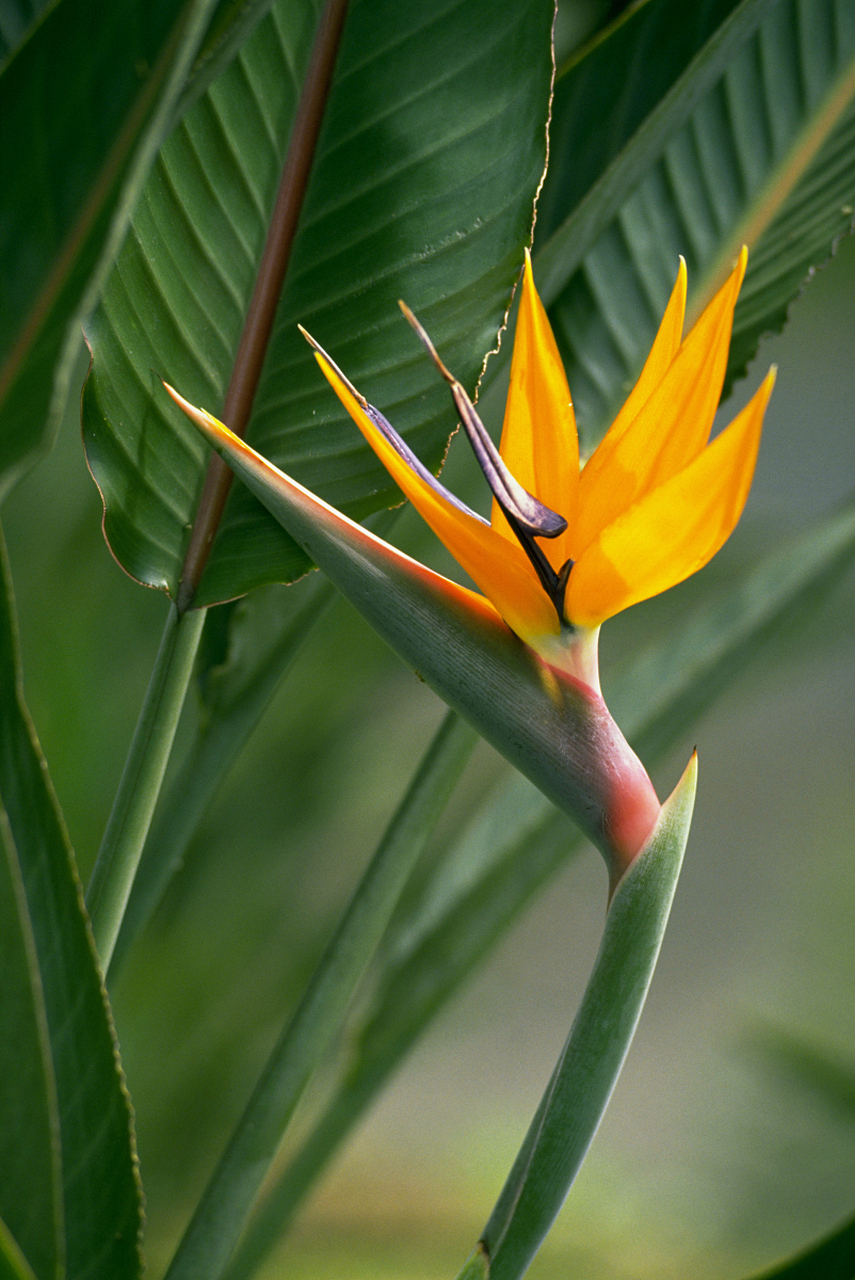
163,709 -> 477,1280
86,603 -> 205,972
108,574 -> 335,977
473,755 -> 697,1280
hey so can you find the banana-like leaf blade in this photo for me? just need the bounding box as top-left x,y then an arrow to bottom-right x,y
82,0 -> 554,603
538,0 -> 749,240
539,0 -> 855,448
0,820 -> 62,1280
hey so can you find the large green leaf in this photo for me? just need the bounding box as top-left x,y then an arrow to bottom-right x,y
0,533 -> 142,1280
82,0 -> 555,604
538,0 -> 855,447
0,821 -> 61,1280
537,0 -> 750,238
0,0 -> 224,496
174,0 -> 295,114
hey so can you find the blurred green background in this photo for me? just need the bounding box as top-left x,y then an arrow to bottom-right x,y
3,231 -> 854,1278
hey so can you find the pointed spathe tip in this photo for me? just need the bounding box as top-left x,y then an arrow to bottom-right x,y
162,379 -> 209,429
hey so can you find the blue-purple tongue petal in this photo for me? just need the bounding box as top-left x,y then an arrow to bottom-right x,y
398,303 -> 571,619
299,327 -> 488,525
398,303 -> 567,540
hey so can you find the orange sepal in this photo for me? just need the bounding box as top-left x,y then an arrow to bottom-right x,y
574,249 -> 747,558
566,367 -> 774,626
496,251 -> 578,567
311,351 -> 561,643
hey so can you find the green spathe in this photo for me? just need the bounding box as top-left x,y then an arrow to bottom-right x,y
165,387 -> 665,881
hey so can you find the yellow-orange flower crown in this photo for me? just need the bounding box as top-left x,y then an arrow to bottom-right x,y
303,248 -> 774,658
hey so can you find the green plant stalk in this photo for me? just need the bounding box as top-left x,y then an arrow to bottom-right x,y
92,0 -> 351,973
87,0 -> 351,975
174,0 -> 351,612
230,761 -> 695,1280
93,0 -> 350,974
220,1062 -> 381,1280
473,755 -> 697,1280
85,603 -> 205,971
233,762 -> 694,1280
110,515 -> 395,977
222,800 -> 578,1280
164,708 -> 478,1280
108,574 -> 335,976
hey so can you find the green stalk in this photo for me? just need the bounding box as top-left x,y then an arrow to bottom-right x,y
86,603 -> 205,971
222,798 -> 579,1280
220,1068 -> 379,1280
471,755 -> 697,1280
225,757 -> 694,1280
108,575 -> 335,976
164,709 -> 478,1280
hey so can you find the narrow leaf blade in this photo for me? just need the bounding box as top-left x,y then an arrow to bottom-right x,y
0,535 -> 143,1280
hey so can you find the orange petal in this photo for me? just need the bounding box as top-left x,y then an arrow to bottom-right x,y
621,256 -> 687,411
312,349 -> 560,643
575,248 -> 747,557
565,367 -> 774,627
495,251 -> 578,567
592,258 -> 687,458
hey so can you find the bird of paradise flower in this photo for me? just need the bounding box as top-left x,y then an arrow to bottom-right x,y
166,247 -> 773,885
301,247 -> 773,686
164,248 -> 775,1276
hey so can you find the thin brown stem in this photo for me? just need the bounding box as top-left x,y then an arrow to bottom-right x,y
176,0 -> 350,613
